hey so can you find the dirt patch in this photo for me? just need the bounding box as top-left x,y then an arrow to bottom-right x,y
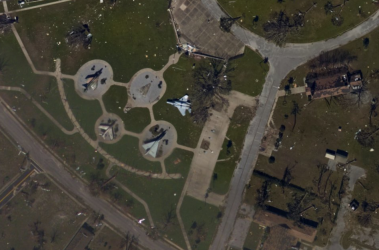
200,139 -> 210,150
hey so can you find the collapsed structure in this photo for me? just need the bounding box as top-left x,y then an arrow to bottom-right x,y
306,71 -> 362,99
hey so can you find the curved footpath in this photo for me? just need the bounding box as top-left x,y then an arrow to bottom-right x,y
0,98 -> 176,250
201,0 -> 379,249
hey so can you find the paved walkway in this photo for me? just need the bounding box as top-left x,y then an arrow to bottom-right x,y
277,86 -> 306,97
0,86 -> 77,135
1,0 -> 72,15
201,0 -> 379,249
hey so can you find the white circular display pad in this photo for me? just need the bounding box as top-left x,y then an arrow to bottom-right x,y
140,121 -> 177,160
76,60 -> 113,100
129,70 -> 163,106
95,113 -> 124,144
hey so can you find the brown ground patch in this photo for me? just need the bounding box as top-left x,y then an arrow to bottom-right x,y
200,139 -> 210,150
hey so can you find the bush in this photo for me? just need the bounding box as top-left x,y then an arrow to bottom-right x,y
268,156 -> 275,164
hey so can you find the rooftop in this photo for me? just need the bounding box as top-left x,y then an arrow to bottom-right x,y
253,209 -> 317,243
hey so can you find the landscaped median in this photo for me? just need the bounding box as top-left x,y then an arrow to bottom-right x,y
211,105 -> 255,194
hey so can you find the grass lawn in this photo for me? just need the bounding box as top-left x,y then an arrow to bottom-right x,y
14,0 -> 176,82
102,85 -> 151,133
110,166 -> 188,249
0,91 -> 108,181
63,79 -> 102,140
211,106 -> 254,194
89,226 -> 124,250
243,222 -> 264,250
0,91 -> 148,218
153,55 -> 203,148
0,33 -> 73,131
273,25 -> 379,206
218,0 -> 378,43
244,173 -> 341,246
0,132 -> 25,190
99,135 -> 161,173
180,196 -> 222,250
0,174 -> 83,250
165,148 -> 194,178
229,47 -> 268,96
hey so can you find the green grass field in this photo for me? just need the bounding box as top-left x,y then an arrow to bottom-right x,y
0,91 -> 108,181
211,106 -> 254,194
180,196 -> 222,250
218,0 -> 378,43
110,165 -> 188,249
63,79 -> 102,140
89,226 -> 124,250
14,0 -> 176,82
272,25 -> 379,206
153,55 -> 203,148
100,135 -> 161,173
0,34 -> 73,131
102,85 -> 151,133
230,48 -> 268,96
165,148 -> 194,178
243,222 -> 264,250
0,132 -> 24,190
0,174 -> 83,250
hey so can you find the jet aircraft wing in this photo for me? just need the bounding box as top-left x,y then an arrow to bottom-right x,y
179,95 -> 188,102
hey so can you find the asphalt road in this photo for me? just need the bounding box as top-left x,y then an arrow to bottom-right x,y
201,0 -> 379,249
0,100 -> 175,250
0,165 -> 35,208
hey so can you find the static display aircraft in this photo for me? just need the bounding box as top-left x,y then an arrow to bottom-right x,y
82,68 -> 103,92
98,121 -> 115,140
166,95 -> 191,116
143,130 -> 167,158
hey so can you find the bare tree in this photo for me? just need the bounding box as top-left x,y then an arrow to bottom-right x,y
356,127 -> 379,147
263,11 -> 302,46
324,1 -> 342,14
163,205 -> 176,229
357,213 -> 373,228
281,165 -> 295,194
65,23 -> 92,49
291,101 -> 301,131
30,220 -> 46,248
0,14 -> 18,34
331,14 -> 344,26
120,232 -> 138,250
191,60 -> 233,124
50,227 -> 59,243
219,16 -> 240,32
0,54 -> 7,74
256,180 -> 270,208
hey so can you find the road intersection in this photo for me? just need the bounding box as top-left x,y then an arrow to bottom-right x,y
2,0 -> 379,249
202,0 -> 379,249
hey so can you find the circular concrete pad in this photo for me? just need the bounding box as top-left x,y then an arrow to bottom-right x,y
139,121 -> 177,160
95,113 -> 124,144
129,70 -> 163,106
76,60 -> 113,100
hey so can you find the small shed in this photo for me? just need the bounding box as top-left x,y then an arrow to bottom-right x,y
335,149 -> 348,164
325,149 -> 336,160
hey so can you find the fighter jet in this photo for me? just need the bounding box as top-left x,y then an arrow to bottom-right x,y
82,68 -> 103,92
98,121 -> 115,140
166,95 -> 191,116
143,130 -> 167,158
